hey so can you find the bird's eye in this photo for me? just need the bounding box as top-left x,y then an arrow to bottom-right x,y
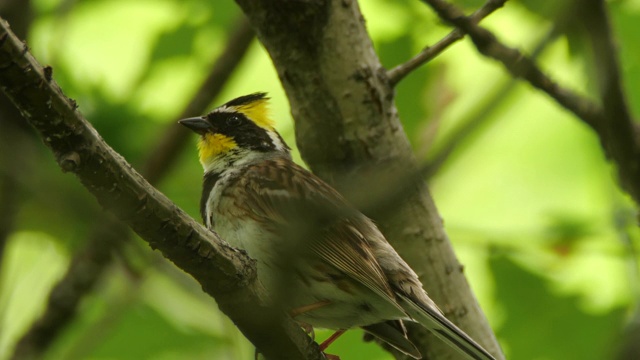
227,115 -> 242,126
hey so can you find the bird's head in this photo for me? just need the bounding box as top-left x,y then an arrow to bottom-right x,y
179,92 -> 290,172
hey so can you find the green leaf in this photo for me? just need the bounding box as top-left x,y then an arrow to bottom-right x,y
492,256 -> 624,360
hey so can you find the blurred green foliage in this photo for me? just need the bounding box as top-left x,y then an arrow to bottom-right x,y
1,0 -> 639,359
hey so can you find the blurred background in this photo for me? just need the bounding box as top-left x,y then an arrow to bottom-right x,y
1,0 -> 639,359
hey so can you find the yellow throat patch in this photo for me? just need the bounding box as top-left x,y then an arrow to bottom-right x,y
233,98 -> 274,130
198,133 -> 237,165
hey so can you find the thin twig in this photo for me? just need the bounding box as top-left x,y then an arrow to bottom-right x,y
421,0 -> 640,206
387,0 -> 508,86
424,25 -> 560,178
420,0 -> 605,131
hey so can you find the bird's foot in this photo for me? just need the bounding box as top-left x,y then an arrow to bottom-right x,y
318,329 -> 346,360
319,329 -> 346,351
299,322 -> 315,340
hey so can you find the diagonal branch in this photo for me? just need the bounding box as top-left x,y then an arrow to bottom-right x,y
420,0 -> 605,130
0,17 -> 320,360
387,0 -> 507,86
421,0 -> 640,205
424,25 -> 560,178
10,17 -> 256,360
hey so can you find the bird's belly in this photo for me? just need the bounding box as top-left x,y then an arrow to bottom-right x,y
214,217 -> 404,329
290,264 -> 405,329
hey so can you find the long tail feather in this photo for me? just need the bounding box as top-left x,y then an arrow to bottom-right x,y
397,294 -> 496,360
362,321 -> 422,359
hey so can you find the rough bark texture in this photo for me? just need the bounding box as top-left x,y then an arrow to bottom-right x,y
235,0 -> 503,359
9,18 -> 257,360
0,18 -> 320,360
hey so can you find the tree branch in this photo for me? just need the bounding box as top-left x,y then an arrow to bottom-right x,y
10,17 -> 256,360
580,0 -> 640,203
420,0 -> 605,130
235,0 -> 504,359
387,0 -> 507,86
421,0 -> 640,205
424,25 -> 559,178
0,17 -> 320,360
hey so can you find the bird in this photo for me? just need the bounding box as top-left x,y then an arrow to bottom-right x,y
179,92 -> 496,360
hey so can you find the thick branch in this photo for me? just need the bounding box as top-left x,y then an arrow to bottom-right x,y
235,1 -> 503,359
10,18 -> 256,360
0,17 -> 319,360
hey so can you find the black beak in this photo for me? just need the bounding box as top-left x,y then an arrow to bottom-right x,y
178,117 -> 212,135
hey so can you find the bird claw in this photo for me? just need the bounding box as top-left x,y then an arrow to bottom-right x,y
299,322 -> 315,340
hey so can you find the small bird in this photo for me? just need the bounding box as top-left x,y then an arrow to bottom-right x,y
179,93 -> 495,360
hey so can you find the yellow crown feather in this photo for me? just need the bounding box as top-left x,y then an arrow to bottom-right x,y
222,92 -> 274,130
233,98 -> 274,130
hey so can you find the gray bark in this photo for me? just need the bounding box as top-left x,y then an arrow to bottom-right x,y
235,0 -> 503,359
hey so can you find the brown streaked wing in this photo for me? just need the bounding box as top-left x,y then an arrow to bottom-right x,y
234,158 -> 403,310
